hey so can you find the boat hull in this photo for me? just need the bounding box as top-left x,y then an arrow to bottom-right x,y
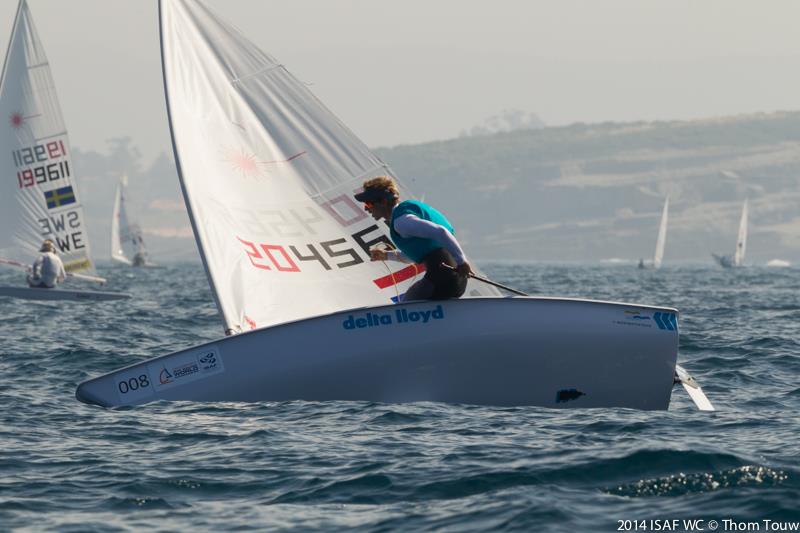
712,253 -> 735,268
76,297 -> 679,409
0,286 -> 131,301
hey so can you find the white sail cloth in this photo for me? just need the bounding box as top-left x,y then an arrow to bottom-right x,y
161,0 -> 497,334
733,199 -> 748,267
0,0 -> 96,274
653,196 -> 669,269
111,177 -> 147,265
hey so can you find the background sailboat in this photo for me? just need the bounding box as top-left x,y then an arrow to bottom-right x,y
77,0 -> 711,410
712,199 -> 748,268
111,175 -> 152,267
0,0 -> 127,301
638,196 -> 669,269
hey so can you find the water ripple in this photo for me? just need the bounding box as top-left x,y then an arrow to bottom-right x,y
1,263 -> 799,530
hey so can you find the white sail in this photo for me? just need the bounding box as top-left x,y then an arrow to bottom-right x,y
733,199 -> 748,267
652,196 -> 669,269
0,0 -> 97,275
160,0 -> 498,334
110,178 -> 131,265
110,176 -> 148,266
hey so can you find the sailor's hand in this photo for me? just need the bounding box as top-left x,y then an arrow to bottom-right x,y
370,249 -> 388,261
456,262 -> 473,277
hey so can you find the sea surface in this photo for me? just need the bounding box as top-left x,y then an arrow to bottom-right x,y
1,263 -> 799,532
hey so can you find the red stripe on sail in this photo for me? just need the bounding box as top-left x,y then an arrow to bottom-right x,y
372,264 -> 425,289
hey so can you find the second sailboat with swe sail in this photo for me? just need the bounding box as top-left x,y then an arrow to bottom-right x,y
0,0 -> 128,302
77,0 -> 711,410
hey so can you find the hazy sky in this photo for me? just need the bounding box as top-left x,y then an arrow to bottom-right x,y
1,0 -> 799,162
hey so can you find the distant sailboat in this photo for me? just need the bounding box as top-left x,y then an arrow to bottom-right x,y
76,0 -> 712,411
766,259 -> 790,268
0,0 -> 128,301
638,196 -> 669,269
111,176 -> 152,267
712,199 -> 748,268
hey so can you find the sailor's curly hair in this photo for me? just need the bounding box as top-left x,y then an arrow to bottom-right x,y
361,176 -> 399,204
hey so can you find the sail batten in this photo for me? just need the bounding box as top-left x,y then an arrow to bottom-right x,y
160,0 -> 498,333
231,64 -> 285,84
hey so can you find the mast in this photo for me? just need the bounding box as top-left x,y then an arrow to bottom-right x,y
158,0 -> 232,334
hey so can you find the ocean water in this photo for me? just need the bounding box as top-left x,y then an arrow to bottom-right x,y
1,263 -> 799,532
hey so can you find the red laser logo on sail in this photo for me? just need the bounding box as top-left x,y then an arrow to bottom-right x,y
9,111 -> 39,129
224,147 -> 307,179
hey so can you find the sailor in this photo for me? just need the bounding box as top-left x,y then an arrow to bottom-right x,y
27,239 -> 67,288
354,176 -> 473,301
132,250 -> 146,267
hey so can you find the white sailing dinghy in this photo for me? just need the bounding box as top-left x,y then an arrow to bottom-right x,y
76,0 -> 712,410
639,196 -> 669,269
0,285 -> 130,302
0,0 -> 129,302
712,199 -> 748,268
111,176 -> 153,267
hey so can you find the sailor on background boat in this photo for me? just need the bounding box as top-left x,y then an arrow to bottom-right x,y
355,176 -> 473,301
26,240 -> 66,288
131,235 -> 147,267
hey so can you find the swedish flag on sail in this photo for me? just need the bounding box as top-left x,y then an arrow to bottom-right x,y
44,186 -> 76,209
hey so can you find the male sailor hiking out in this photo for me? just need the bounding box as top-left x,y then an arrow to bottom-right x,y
355,176 -> 474,301
27,239 -> 66,288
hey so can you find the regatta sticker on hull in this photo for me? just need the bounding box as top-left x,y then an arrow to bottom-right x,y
612,309 -> 654,329
612,309 -> 677,332
653,311 -> 678,331
147,346 -> 224,393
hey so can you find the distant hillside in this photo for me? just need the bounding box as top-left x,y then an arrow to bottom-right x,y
72,112 -> 800,264
72,138 -> 198,264
375,111 -> 800,263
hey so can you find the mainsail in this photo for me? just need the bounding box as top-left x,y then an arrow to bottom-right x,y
711,198 -> 749,268
652,196 -> 669,269
111,176 -> 147,266
160,0 -> 498,334
0,0 -> 97,274
733,199 -> 748,267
